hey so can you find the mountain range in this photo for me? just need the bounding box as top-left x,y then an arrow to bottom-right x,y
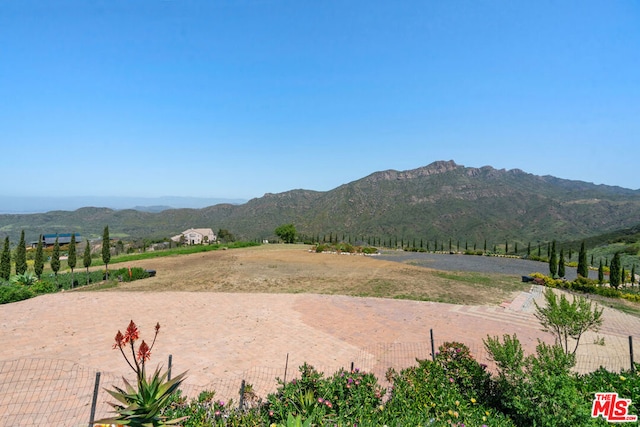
2,160 -> 640,247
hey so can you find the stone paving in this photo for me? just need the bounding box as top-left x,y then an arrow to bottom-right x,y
0,286 -> 638,426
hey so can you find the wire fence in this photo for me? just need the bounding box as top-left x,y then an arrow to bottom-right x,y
1,335 -> 636,427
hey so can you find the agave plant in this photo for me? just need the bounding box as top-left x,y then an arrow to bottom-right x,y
96,320 -> 188,427
10,272 -> 37,286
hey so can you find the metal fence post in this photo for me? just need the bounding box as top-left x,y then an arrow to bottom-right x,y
88,371 -> 101,427
630,336 -> 635,372
430,328 -> 435,361
168,354 -> 172,381
350,361 -> 354,372
239,379 -> 246,411
283,353 -> 289,384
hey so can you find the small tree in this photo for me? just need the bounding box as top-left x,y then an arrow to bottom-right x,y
83,241 -> 92,283
558,248 -> 565,278
274,224 -> 297,244
0,236 -> 10,281
534,288 -> 603,355
610,251 -> 621,289
102,226 -> 111,280
34,234 -> 44,279
548,240 -> 557,278
577,241 -> 588,278
15,230 -> 27,275
68,233 -> 77,287
631,264 -> 636,287
597,260 -> 604,285
51,236 -> 60,286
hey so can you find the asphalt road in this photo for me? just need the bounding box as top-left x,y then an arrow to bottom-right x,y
374,251 -> 598,281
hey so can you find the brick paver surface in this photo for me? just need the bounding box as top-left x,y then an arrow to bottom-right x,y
0,286 -> 638,425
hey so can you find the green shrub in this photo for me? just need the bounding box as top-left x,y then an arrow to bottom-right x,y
435,341 -> 495,404
0,284 -> 34,304
30,279 -> 58,295
485,334 -> 596,427
361,247 -> 378,254
263,363 -> 385,425
383,357 -> 514,426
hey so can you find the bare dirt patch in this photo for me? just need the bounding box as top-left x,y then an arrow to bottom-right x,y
97,244 -> 528,305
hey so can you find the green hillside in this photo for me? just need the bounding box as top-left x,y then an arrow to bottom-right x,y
2,161 -> 640,252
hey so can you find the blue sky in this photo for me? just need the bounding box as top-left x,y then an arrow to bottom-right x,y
1,0 -> 639,202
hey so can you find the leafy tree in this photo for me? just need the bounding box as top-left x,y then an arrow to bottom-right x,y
0,237 -> 10,281
50,236 -> 60,286
68,233 -> 77,287
218,228 -> 236,242
34,234 -> 44,279
83,241 -> 92,283
534,288 -> 603,355
15,230 -> 27,275
610,251 -> 621,289
558,248 -> 565,278
274,224 -> 297,244
577,241 -> 588,278
598,260 -> 604,285
548,240 -> 557,277
102,226 -> 111,280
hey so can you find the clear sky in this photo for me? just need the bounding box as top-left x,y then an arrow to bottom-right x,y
1,0 -> 639,202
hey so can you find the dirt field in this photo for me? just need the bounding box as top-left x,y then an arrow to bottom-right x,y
93,244 -> 529,305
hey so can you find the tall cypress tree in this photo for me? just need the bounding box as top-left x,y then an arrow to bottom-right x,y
102,226 -> 111,280
631,265 -> 636,286
549,240 -> 558,277
34,234 -> 44,279
0,237 -> 10,281
68,233 -> 77,287
15,230 -> 27,275
622,267 -> 626,285
527,242 -> 531,256
83,241 -> 92,283
50,236 -> 60,286
558,248 -> 565,278
610,252 -> 621,289
505,240 -> 508,254
577,241 -> 588,278
598,260 -> 604,285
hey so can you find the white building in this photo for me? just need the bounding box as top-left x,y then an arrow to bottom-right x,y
171,228 -> 217,245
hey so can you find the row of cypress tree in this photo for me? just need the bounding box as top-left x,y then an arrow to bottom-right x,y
547,240 -> 636,289
0,226 -> 112,286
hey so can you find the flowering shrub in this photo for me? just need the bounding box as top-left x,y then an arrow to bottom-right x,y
263,363 -> 385,425
96,320 -> 187,427
383,357 -> 514,426
122,340 -> 638,426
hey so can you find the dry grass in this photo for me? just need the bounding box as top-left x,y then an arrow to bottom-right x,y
81,244 -> 529,305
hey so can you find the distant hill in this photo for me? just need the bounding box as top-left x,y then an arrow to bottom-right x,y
0,196 -> 246,214
2,160 -> 640,247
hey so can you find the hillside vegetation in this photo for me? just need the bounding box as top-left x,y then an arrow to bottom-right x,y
2,161 -> 640,251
